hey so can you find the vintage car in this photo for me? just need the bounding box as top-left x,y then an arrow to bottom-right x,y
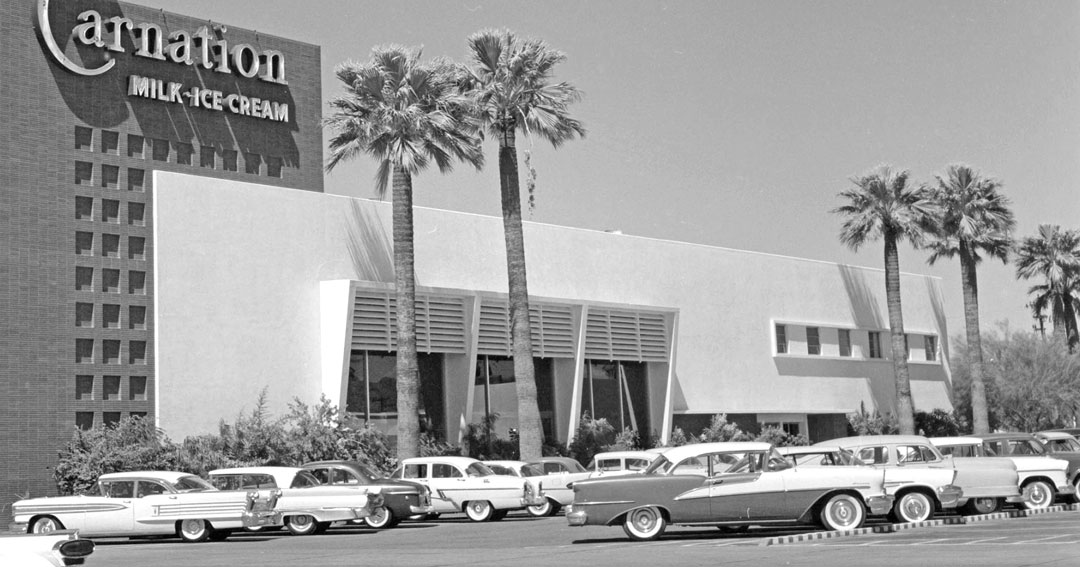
483,460 -> 564,517
524,457 -> 595,517
389,457 -> 545,521
930,436 -> 1073,509
209,466 -> 381,535
0,530 -> 95,567
825,435 -> 1023,516
778,445 -> 962,522
996,432 -> 1080,501
567,442 -> 893,541
586,451 -> 659,478
11,471 -> 247,542
301,460 -> 433,529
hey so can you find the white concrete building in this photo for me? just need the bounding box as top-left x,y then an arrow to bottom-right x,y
154,171 -> 953,445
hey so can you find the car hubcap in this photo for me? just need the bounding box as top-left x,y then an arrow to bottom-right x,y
631,509 -> 657,532
294,516 -> 312,528
370,508 -> 388,525
902,496 -> 927,521
182,520 -> 203,535
831,501 -> 856,527
1027,483 -> 1049,507
35,519 -> 56,533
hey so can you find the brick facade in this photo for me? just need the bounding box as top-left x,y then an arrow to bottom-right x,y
0,0 -> 322,523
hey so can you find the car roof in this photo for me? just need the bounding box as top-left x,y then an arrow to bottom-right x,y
400,456 -> 480,466
483,460 -> 526,468
654,442 -> 774,463
591,451 -> 660,460
823,435 -> 932,446
1035,431 -> 1073,440
529,456 -> 581,466
977,432 -> 1038,441
928,436 -> 984,445
776,445 -> 843,455
98,471 -> 195,483
208,466 -> 304,485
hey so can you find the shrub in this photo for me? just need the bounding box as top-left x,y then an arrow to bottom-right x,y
754,426 -> 809,447
608,427 -> 641,451
462,414 -> 518,460
568,413 -> 615,466
55,416 -> 176,495
698,414 -> 752,443
847,402 -> 899,435
914,409 -> 966,437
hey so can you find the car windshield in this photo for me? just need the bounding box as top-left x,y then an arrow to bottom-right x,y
487,464 -> 517,476
466,463 -> 494,477
521,464 -> 545,477
174,475 -> 215,492
351,462 -> 382,480
1046,438 -> 1080,452
644,456 -> 672,475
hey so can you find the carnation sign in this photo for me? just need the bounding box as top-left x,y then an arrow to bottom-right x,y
36,0 -> 290,121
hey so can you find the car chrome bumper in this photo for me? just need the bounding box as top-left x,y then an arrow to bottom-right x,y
522,493 -> 547,507
409,504 -> 435,515
242,511 -> 281,529
1005,494 -> 1027,504
867,495 -> 895,516
1057,485 -> 1077,496
566,508 -> 587,526
8,522 -> 27,534
936,485 -> 963,508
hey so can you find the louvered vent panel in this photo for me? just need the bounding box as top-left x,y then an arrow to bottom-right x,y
351,290 -> 466,354
478,302 -> 512,356
585,309 -> 670,362
530,304 -> 575,358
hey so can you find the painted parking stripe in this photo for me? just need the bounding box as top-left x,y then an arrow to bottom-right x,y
1011,534 -> 1073,545
963,537 -> 1007,544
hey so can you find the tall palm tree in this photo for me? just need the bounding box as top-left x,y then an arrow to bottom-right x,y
832,165 -> 937,435
463,30 -> 585,460
324,46 -> 483,460
1015,225 -> 1080,350
925,164 -> 1015,434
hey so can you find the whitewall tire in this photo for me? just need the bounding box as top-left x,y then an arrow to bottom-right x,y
465,501 -> 495,522
819,494 -> 865,530
622,506 -> 666,541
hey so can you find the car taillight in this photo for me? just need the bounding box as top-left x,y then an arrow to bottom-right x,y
57,539 -> 95,558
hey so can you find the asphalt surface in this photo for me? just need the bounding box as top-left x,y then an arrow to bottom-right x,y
86,507 -> 1080,567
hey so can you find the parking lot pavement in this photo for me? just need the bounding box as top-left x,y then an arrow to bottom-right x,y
86,507 -> 1080,567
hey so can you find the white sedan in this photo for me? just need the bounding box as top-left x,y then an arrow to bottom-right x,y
11,471 -> 247,542
390,457 -> 545,521
208,466 -> 382,535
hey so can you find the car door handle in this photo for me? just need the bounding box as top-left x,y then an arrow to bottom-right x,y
168,496 -> 178,500
709,479 -> 724,485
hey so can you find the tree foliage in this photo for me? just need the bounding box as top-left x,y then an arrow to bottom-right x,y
952,327 -> 1080,432
847,402 -> 900,435
54,393 -> 400,495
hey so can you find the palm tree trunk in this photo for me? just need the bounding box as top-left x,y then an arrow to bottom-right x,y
960,242 -> 990,434
884,231 -> 915,434
1063,291 -> 1079,352
497,127 -> 544,461
391,164 -> 421,460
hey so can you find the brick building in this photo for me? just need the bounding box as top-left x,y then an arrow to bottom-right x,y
0,0 -> 322,521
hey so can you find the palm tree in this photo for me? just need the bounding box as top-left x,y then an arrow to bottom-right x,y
463,30 -> 585,460
832,165 -> 937,434
324,46 -> 483,460
1015,225 -> 1080,350
925,164 -> 1014,434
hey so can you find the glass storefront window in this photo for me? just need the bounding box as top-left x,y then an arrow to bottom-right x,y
580,360 -> 649,436
346,351 -> 445,440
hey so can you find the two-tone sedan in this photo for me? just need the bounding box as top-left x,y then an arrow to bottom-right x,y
209,466 -> 382,535
302,461 -> 433,529
778,445 -> 963,522
567,442 -> 893,541
11,471 -> 247,542
390,457 -> 545,522
931,436 -> 1073,510
525,457 -> 595,517
826,435 -> 1024,517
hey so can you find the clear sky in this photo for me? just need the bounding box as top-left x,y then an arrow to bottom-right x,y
136,0 -> 1080,339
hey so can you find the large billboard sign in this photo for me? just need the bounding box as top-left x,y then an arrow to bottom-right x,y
35,0 -> 290,122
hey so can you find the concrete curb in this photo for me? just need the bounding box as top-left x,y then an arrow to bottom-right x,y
1011,504 -> 1069,517
758,505 -> 1077,546
758,526 -> 877,547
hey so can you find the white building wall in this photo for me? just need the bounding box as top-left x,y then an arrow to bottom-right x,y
153,172 -> 951,439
